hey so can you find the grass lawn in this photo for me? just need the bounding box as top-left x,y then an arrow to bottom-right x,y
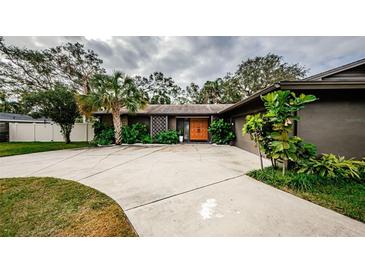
0,177 -> 137,236
0,142 -> 93,157
248,167 -> 365,223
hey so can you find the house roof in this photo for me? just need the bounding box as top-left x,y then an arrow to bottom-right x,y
0,112 -> 51,123
94,104 -> 233,115
304,58 -> 365,81
219,58 -> 365,114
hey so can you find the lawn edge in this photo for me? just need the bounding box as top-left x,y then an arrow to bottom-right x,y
246,173 -> 365,224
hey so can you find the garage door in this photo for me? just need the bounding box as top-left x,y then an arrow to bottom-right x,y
190,118 -> 209,141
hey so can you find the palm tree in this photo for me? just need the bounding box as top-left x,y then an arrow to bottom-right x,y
78,71 -> 146,145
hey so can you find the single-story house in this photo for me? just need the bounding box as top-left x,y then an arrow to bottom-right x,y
219,58 -> 365,158
94,58 -> 365,158
0,112 -> 51,142
94,104 -> 231,142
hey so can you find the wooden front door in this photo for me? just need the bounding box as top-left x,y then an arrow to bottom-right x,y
189,118 -> 209,141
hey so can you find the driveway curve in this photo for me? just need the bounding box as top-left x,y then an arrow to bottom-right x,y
1,144 -> 364,236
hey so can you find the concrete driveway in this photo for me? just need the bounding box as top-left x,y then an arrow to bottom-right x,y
1,144 -> 364,236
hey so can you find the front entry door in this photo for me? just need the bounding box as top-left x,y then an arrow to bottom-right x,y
189,118 -> 209,141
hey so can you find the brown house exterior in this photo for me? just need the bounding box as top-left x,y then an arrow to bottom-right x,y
94,58 -> 365,158
94,104 -> 231,142
219,58 -> 365,158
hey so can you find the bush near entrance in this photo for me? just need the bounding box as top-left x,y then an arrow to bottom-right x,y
208,119 -> 235,145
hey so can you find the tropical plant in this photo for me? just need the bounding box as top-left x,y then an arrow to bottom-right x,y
298,154 -> 365,180
121,123 -> 149,144
94,128 -> 115,145
154,130 -> 179,144
242,113 -> 266,169
92,120 -> 114,145
77,72 -> 146,145
261,90 -> 317,174
208,119 -> 235,145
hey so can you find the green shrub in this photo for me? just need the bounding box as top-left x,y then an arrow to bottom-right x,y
141,135 -> 153,144
154,130 -> 179,144
297,142 -> 317,160
93,120 -> 115,145
121,123 -> 149,144
208,119 -> 235,144
249,167 -> 320,191
94,127 -> 115,145
297,154 -> 365,180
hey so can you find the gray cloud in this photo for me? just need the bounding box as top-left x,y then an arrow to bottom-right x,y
3,36 -> 365,87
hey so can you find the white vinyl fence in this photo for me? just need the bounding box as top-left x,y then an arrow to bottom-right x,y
9,122 -> 94,142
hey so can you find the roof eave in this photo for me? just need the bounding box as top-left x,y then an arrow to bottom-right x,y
304,58 -> 365,81
218,83 -> 280,114
219,80 -> 365,114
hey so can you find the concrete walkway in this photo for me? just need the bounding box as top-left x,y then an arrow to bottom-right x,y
1,144 -> 364,236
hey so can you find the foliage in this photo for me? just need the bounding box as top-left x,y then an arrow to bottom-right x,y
0,91 -> 31,114
94,128 -> 115,145
0,142 -> 92,157
184,54 -> 307,104
189,77 -> 243,104
77,72 -> 146,145
297,154 -> 365,180
134,72 -> 186,104
208,119 -> 235,144
0,37 -> 105,95
242,113 -> 264,145
296,142 -> 317,160
242,113 -> 267,169
121,123 -> 149,144
232,53 -> 307,97
141,134 -> 153,144
23,84 -> 79,143
195,79 -> 223,104
184,82 -> 200,103
265,91 -> 316,168
242,90 -> 317,174
0,177 -> 137,236
248,167 -> 365,222
154,130 -> 179,144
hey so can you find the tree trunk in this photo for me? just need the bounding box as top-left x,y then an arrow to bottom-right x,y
254,134 -> 263,170
60,124 -> 72,144
282,160 -> 288,175
258,145 -> 264,170
112,107 -> 122,145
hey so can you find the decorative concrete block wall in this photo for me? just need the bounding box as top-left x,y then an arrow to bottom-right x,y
151,115 -> 168,136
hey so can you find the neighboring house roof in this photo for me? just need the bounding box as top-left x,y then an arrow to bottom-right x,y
219,57 -> 365,114
94,104 -> 233,115
0,112 -> 51,123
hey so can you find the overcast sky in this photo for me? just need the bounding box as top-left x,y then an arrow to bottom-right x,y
3,36 -> 365,87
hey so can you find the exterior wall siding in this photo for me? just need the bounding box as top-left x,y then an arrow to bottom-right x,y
223,100 -> 265,155
225,90 -> 365,159
233,116 -> 258,154
168,116 -> 176,130
128,115 -> 149,129
297,90 -> 365,158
